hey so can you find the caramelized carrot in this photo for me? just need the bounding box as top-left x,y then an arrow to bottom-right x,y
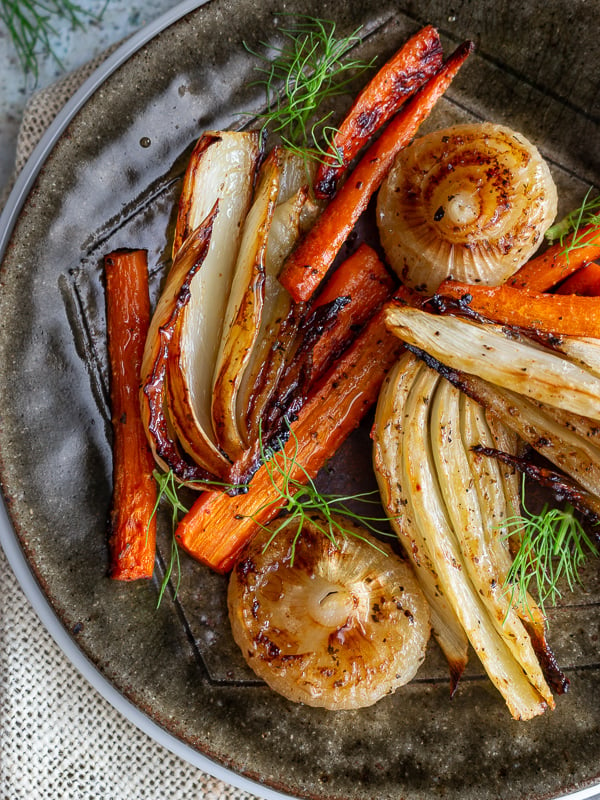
556,261 -> 600,296
105,249 -> 158,580
238,244 -> 395,469
313,25 -> 443,199
389,281 -> 427,308
436,278 -> 600,338
508,222 -> 600,292
309,243 -> 395,377
278,40 -> 474,303
175,306 -> 404,572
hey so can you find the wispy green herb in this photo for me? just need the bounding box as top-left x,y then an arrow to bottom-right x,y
545,187 -> 600,262
252,420 -> 393,564
150,469 -> 247,607
503,478 -> 599,617
150,469 -> 188,608
1,0 -> 106,79
245,13 -> 376,162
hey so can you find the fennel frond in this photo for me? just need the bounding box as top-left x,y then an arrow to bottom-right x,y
252,420 -> 393,563
150,469 -> 188,607
545,187 -> 600,261
504,478 -> 599,616
245,13 -> 376,163
149,470 -> 244,607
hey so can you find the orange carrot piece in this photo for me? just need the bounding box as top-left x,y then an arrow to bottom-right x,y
508,222 -> 600,292
105,249 -> 158,580
313,25 -> 443,199
278,40 -> 474,304
175,306 -> 404,572
388,281 -> 426,308
437,278 -> 600,338
239,244 -> 395,465
309,243 -> 395,377
556,261 -> 600,296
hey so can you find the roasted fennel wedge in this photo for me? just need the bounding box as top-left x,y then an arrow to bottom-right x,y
140,215 -> 226,482
142,130 -> 261,479
384,302 -> 600,521
373,352 -> 565,720
384,304 -> 600,421
212,149 -> 319,458
169,131 -> 260,470
372,354 -> 469,692
172,131 -> 260,257
211,147 -> 282,461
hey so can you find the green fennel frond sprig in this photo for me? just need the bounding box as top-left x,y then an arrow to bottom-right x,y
149,469 -> 245,608
0,0 -> 106,78
503,478 -> 599,617
245,13 -> 376,163
545,186 -> 600,262
252,420 -> 393,564
150,469 -> 188,608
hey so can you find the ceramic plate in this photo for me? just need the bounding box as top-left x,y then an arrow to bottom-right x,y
1,1 -> 599,798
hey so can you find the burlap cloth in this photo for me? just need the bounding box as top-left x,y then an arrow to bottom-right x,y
0,56 -> 258,800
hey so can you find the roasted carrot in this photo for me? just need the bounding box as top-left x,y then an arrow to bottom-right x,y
239,244 -> 395,466
436,278 -> 600,338
105,249 -> 158,580
508,222 -> 600,292
278,40 -> 474,303
556,261 -> 600,296
313,25 -> 443,199
308,243 -> 395,378
175,305 -> 404,572
390,281 -> 427,309
257,244 -> 395,438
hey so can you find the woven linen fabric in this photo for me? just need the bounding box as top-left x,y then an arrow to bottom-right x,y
0,59 -> 258,800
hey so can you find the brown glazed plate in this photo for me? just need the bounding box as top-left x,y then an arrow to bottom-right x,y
0,0 -> 599,798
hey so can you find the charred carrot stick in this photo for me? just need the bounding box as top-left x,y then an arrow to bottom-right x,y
309,243 -> 395,377
436,278 -> 600,338
278,40 -> 474,304
314,25 -> 443,199
105,249 -> 158,581
175,305 -> 404,572
239,244 -> 395,466
508,222 -> 600,292
259,244 -> 395,436
556,261 -> 600,296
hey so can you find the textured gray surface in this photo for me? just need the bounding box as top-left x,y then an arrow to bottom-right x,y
0,0 -> 599,798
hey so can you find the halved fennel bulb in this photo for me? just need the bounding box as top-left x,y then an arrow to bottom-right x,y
376,122 -> 557,293
372,351 -> 562,720
164,131 -> 260,474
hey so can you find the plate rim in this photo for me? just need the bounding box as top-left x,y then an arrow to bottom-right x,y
0,2 -> 295,797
